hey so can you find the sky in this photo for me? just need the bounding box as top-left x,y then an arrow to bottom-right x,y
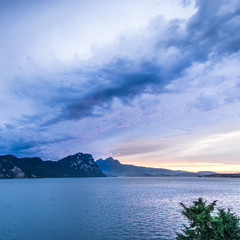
0,0 -> 240,173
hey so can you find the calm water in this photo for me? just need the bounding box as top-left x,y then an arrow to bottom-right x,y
0,177 -> 240,240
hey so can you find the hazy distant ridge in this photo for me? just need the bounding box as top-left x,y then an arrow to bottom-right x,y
96,157 -> 216,177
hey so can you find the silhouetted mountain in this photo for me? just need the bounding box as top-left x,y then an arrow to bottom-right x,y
0,153 -> 105,178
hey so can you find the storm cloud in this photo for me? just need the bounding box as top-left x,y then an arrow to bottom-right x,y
49,0 -> 240,123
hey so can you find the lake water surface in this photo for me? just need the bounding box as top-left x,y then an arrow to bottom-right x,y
1,177 -> 240,240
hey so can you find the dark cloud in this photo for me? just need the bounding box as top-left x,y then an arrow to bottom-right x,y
46,0 -> 240,124
6,0 -> 239,129
187,0 -> 240,55
161,1 -> 240,65
62,60 -> 163,120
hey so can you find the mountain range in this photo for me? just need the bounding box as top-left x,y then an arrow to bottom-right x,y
0,153 -> 217,179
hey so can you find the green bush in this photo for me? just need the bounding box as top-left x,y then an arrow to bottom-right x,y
176,198 -> 240,240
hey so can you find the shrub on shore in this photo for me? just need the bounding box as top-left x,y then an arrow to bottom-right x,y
176,198 -> 240,240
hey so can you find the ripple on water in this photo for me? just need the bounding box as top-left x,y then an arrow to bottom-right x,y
0,177 -> 240,240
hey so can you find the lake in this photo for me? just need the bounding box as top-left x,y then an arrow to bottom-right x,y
0,177 -> 240,240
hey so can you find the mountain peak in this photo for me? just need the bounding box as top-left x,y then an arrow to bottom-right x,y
104,157 -> 120,164
0,154 -> 17,160
58,153 -> 104,177
96,157 -> 121,167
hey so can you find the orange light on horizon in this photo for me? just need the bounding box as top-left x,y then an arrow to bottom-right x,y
117,159 -> 240,173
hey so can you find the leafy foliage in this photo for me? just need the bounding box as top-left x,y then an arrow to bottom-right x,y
176,198 -> 240,240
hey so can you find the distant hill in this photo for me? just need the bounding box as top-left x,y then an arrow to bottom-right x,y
202,173 -> 240,178
0,153 -> 105,178
96,157 -> 216,177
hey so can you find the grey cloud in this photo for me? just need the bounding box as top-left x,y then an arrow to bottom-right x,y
7,0 -> 240,127
51,0 -> 240,123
